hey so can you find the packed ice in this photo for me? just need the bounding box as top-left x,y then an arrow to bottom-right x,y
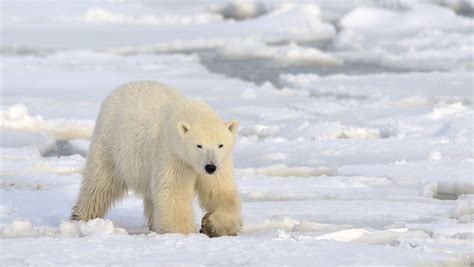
1,0 -> 473,266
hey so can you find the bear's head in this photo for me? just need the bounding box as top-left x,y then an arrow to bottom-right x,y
175,119 -> 239,175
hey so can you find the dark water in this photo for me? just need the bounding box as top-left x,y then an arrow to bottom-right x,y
432,193 -> 459,200
41,140 -> 87,158
196,49 -> 412,87
0,44 -> 443,89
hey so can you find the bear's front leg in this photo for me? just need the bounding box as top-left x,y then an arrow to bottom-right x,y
196,164 -> 242,237
198,191 -> 241,237
151,166 -> 197,234
198,195 -> 241,237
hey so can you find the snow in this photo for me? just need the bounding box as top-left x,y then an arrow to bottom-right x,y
1,104 -> 94,140
207,0 -> 273,20
0,219 -> 127,238
219,40 -> 342,66
1,2 -> 335,50
339,4 -> 472,33
72,7 -> 223,25
1,0 -> 473,266
336,4 -> 473,71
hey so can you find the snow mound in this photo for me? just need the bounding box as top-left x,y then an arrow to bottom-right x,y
272,44 -> 342,66
63,7 -> 223,25
1,220 -> 55,238
336,4 -> 473,71
431,102 -> 469,120
408,220 -> 473,239
239,124 -> 279,139
208,0 -> 272,20
273,227 -> 431,246
279,72 -> 473,103
247,4 -> 336,42
340,4 -> 472,34
0,104 -> 94,140
244,216 -> 300,233
434,110 -> 473,142
105,40 -> 227,55
316,228 -> 369,242
220,41 -> 342,66
279,73 -> 321,88
1,219 -> 127,238
282,121 -> 382,140
340,160 -> 474,197
454,195 -> 474,222
219,39 -> 275,59
240,88 -> 257,100
239,120 -> 383,141
238,164 -> 335,177
60,219 -> 127,237
316,228 -> 430,245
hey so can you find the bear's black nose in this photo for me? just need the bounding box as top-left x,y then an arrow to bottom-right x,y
205,164 -> 217,174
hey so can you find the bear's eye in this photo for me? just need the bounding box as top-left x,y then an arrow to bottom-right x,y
218,144 -> 224,148
197,144 -> 203,149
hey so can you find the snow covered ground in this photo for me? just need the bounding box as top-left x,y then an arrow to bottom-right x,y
1,0 -> 473,266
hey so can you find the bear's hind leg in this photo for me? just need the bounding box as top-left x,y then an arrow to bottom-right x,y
71,146 -> 126,221
143,196 -> 154,230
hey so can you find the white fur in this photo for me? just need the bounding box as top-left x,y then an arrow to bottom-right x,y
72,81 -> 242,236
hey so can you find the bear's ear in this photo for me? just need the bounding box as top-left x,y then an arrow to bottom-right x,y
177,121 -> 190,137
225,119 -> 239,136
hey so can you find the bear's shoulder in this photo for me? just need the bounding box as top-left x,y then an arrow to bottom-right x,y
173,99 -> 221,123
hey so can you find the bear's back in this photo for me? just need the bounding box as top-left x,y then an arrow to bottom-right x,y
107,81 -> 183,107
102,81 -> 182,120
93,81 -> 186,193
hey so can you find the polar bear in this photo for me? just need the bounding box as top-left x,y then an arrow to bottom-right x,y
71,81 -> 242,237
